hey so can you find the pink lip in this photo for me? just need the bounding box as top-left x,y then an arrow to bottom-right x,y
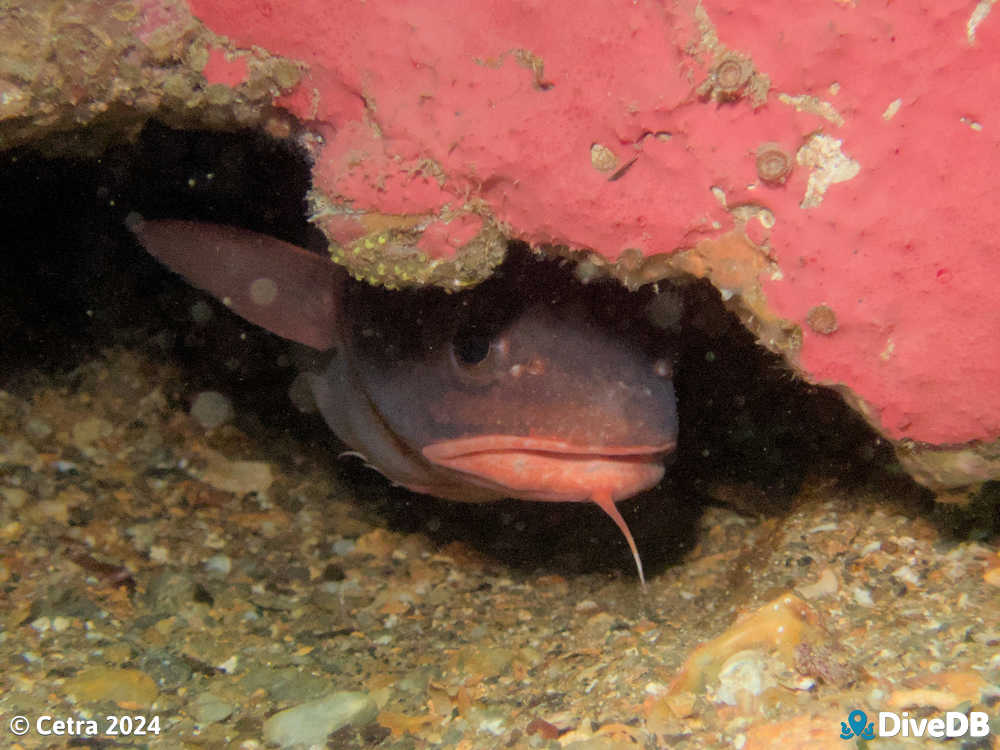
422,435 -> 674,503
423,435 -> 675,460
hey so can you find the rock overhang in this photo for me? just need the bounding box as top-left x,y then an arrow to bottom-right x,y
4,0 -> 999,488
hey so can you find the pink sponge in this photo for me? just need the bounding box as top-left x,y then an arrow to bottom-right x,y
183,0 -> 1000,451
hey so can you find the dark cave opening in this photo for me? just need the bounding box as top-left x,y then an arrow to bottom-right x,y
0,122 -> 940,582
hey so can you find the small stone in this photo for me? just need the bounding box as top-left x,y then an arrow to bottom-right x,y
142,570 -> 196,613
65,667 -> 159,707
197,448 -> 273,495
852,587 -> 875,607
262,691 -> 378,748
204,554 -> 232,575
1,487 -> 29,509
190,692 -> 235,724
466,705 -> 509,736
983,552 -> 1000,586
190,391 -> 234,429
216,655 -> 238,674
1,521 -> 24,542
31,616 -> 51,633
892,564 -> 921,586
457,646 -> 515,678
0,438 -> 39,467
331,538 -> 356,556
71,416 -> 113,449
797,567 -> 838,599
51,616 -> 71,632
662,690 -> 696,718
25,417 -> 52,440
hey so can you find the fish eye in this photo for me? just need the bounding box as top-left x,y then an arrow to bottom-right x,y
452,331 -> 492,366
449,327 -> 508,384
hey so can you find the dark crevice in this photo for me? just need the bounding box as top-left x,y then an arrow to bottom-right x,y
0,121 -> 943,583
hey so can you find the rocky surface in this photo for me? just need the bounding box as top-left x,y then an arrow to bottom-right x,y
1,111 -> 997,750
1,345 -> 998,749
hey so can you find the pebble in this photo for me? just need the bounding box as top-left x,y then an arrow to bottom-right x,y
31,617 -> 51,633
331,539 -> 356,556
142,570 -> 196,614
983,560 -> 1000,587
197,448 -> 273,495
216,655 -> 238,673
64,666 -> 159,706
0,438 -> 40,468
796,567 -> 838,599
71,416 -> 113,450
189,692 -> 235,724
892,564 -> 922,586
852,587 -> 875,607
466,705 -> 509,735
457,645 -> 515,678
190,391 -> 234,429
204,554 -> 232,575
25,416 -> 52,439
261,691 -> 378,748
0,487 -> 29,509
242,666 -> 329,703
52,616 -> 71,632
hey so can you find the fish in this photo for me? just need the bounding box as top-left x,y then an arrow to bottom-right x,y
129,217 -> 678,584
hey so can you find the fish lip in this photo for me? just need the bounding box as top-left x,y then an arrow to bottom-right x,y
422,435 -> 675,461
421,435 -> 674,503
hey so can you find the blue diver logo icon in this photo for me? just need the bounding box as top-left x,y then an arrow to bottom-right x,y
841,709 -> 875,740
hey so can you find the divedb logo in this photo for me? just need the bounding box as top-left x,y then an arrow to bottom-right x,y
840,708 -> 992,740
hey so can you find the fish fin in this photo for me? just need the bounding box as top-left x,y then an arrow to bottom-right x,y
591,491 -> 647,590
129,216 -> 341,351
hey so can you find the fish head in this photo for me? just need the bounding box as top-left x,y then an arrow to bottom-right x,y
328,248 -> 678,507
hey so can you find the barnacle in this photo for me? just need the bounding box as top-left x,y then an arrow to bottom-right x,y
806,304 -> 838,334
755,142 -> 793,185
714,53 -> 753,94
706,52 -> 753,101
697,50 -> 770,107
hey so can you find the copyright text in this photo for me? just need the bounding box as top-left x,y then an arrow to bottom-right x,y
8,714 -> 162,738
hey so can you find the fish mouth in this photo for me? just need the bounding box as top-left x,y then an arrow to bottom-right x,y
422,435 -> 674,503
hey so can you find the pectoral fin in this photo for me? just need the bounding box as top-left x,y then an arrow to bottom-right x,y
130,217 -> 341,351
